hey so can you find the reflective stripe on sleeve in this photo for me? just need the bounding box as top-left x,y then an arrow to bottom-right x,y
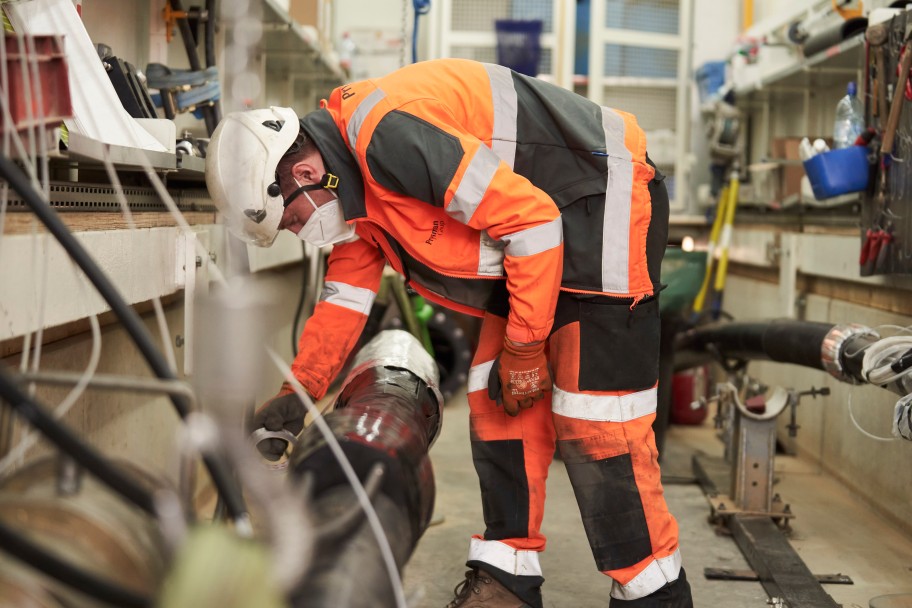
467,359 -> 495,393
448,145 -> 501,224
610,549 -> 682,600
346,88 -> 387,154
483,63 -> 518,168
502,217 -> 562,257
552,385 -> 657,422
600,107 -> 634,293
468,538 -> 543,577
477,230 -> 505,276
319,281 -> 376,315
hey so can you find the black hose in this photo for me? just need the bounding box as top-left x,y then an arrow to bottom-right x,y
675,320 -> 835,371
169,0 -> 202,71
204,0 -> 222,126
0,156 -> 191,419
0,366 -> 157,515
0,155 -> 249,522
168,0 -> 218,134
0,518 -> 152,607
204,0 -> 216,69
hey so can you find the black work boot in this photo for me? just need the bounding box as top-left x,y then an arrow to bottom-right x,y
445,569 -> 533,608
608,567 -> 694,608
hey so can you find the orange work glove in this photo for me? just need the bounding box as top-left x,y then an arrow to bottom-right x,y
490,339 -> 552,416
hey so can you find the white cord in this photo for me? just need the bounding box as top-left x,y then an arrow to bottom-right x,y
266,348 -> 408,608
138,158 -> 228,288
862,335 -> 912,386
102,148 -> 179,375
0,294 -> 103,474
893,394 -> 912,441
846,389 -> 896,442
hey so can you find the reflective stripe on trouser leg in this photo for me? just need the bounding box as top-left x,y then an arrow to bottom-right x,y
466,312 -> 556,557
550,315 -> 683,601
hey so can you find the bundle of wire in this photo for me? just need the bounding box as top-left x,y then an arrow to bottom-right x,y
861,335 -> 912,386
893,394 -> 912,441
856,334 -> 912,442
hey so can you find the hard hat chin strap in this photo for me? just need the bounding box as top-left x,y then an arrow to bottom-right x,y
282,173 -> 340,208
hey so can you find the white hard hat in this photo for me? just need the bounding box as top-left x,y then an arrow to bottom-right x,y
205,106 -> 300,247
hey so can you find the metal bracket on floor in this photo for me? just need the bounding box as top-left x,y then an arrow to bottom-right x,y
693,453 -> 844,608
704,568 -> 853,585
707,491 -> 794,529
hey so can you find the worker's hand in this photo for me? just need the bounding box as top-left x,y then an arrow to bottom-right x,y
250,392 -> 306,461
488,339 -> 552,416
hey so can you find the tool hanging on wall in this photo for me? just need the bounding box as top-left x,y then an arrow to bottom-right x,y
868,22 -> 889,124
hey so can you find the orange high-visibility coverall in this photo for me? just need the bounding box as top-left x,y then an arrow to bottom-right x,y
289,58 -> 688,606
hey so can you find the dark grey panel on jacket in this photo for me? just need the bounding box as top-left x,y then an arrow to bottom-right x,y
375,229 -> 495,312
300,109 -> 367,219
366,110 -> 464,207
510,73 -> 610,207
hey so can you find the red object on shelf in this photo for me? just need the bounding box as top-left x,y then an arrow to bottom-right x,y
2,34 -> 72,136
670,366 -> 709,425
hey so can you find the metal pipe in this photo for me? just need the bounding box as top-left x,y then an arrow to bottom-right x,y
288,330 -> 442,608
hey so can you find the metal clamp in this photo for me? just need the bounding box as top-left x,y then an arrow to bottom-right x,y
820,323 -> 878,384
249,428 -> 298,471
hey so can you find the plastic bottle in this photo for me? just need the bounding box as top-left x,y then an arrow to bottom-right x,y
832,81 -> 865,149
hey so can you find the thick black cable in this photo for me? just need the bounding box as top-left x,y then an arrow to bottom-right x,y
0,366 -> 157,514
169,0 -> 201,71
0,518 -> 152,607
0,155 -> 249,522
204,0 -> 216,68
168,0 -> 217,135
0,157 -> 190,418
675,320 -> 835,371
204,0 -> 221,125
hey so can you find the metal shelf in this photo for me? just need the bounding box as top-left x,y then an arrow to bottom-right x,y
573,75 -> 678,89
734,35 -> 864,96
52,131 -> 206,180
261,0 -> 345,86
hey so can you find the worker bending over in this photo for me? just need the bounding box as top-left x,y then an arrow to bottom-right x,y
206,58 -> 693,608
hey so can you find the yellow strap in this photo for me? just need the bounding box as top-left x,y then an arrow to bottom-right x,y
692,186 -> 729,313
713,173 -> 740,292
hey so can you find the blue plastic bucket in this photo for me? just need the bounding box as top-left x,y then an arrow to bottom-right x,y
802,146 -> 870,199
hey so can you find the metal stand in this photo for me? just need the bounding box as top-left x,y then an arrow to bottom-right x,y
694,381 -> 851,608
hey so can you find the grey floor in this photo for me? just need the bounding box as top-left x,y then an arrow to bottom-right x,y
402,390 -> 912,608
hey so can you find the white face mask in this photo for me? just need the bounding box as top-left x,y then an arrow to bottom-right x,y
294,187 -> 355,247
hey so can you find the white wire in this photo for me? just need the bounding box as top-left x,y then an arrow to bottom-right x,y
846,389 -> 896,443
102,148 -> 179,375
862,335 -> 912,385
266,348 -> 408,608
24,34 -> 48,199
28,226 -> 49,374
137,157 -> 228,288
0,291 -> 103,474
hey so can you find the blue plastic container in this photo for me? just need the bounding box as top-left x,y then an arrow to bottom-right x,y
802,145 -> 870,199
695,61 -> 726,103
